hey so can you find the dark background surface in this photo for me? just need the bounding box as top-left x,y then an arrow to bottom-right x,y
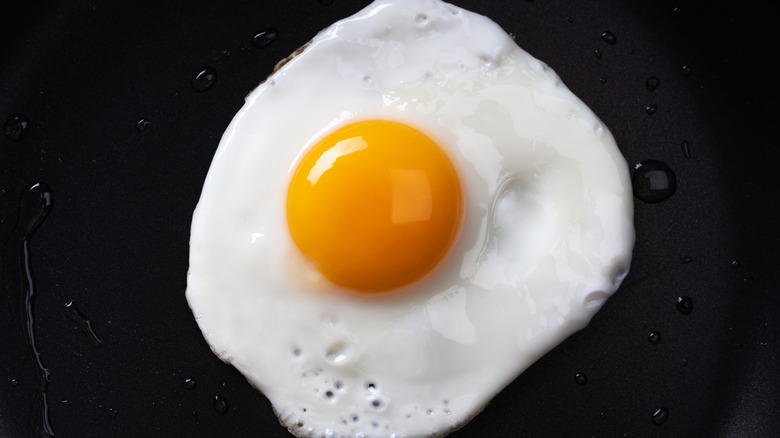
1,0 -> 778,437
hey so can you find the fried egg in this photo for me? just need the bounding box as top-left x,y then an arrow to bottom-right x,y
186,0 -> 635,437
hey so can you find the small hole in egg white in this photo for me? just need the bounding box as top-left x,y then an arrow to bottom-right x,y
583,290 -> 609,309
325,390 -> 334,399
612,267 -> 628,287
325,342 -> 348,364
352,415 -> 359,423
366,382 -> 377,392
415,13 -> 428,25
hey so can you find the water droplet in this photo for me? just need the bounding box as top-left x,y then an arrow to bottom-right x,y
681,65 -> 692,76
632,160 -> 677,203
135,119 -> 151,131
191,410 -> 198,417
676,296 -> 693,314
599,77 -> 608,84
183,378 -> 197,390
221,382 -> 227,390
731,260 -> 739,268
680,256 -> 693,263
594,49 -> 602,59
252,28 -> 279,48
566,16 -> 574,23
671,7 -> 681,17
646,76 -> 660,91
213,395 -> 229,414
645,104 -> 658,115
11,379 -> 19,386
4,114 -> 30,141
681,140 -> 691,159
651,407 -> 669,425
680,358 -> 688,367
648,331 -> 662,344
191,67 -> 217,92
601,31 -> 617,44
575,372 -> 588,385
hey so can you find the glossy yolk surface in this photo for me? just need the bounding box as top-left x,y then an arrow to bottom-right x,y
287,120 -> 462,293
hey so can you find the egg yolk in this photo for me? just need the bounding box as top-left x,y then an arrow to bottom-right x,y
287,120 -> 462,293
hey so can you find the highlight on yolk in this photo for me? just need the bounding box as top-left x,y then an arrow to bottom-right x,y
286,120 -> 462,293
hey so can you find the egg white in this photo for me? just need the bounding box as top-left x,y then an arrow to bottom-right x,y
186,1 -> 635,437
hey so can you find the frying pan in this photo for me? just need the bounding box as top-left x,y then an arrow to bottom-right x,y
2,0 -> 778,436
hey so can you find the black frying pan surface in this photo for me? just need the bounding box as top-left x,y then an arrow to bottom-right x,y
1,1 -> 778,437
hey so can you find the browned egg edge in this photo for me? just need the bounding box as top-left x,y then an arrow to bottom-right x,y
245,40 -> 313,100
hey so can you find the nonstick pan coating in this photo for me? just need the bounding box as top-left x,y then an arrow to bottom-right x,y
2,1 -> 778,437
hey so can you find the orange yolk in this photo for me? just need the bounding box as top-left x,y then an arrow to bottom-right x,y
286,120 -> 462,293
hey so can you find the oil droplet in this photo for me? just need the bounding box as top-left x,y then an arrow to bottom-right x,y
601,31 -> 617,44
192,67 -> 217,92
65,301 -> 102,346
645,104 -> 658,115
252,28 -> 279,48
575,372 -> 588,385
214,395 -> 229,414
594,49 -> 602,59
681,140 -> 691,159
680,256 -> 693,263
676,296 -> 693,314
681,65 -> 692,76
136,119 -> 151,131
4,114 -> 30,141
183,378 -> 197,390
632,160 -> 677,203
8,182 -> 55,437
645,76 -> 660,91
648,331 -> 662,344
651,407 -> 669,425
